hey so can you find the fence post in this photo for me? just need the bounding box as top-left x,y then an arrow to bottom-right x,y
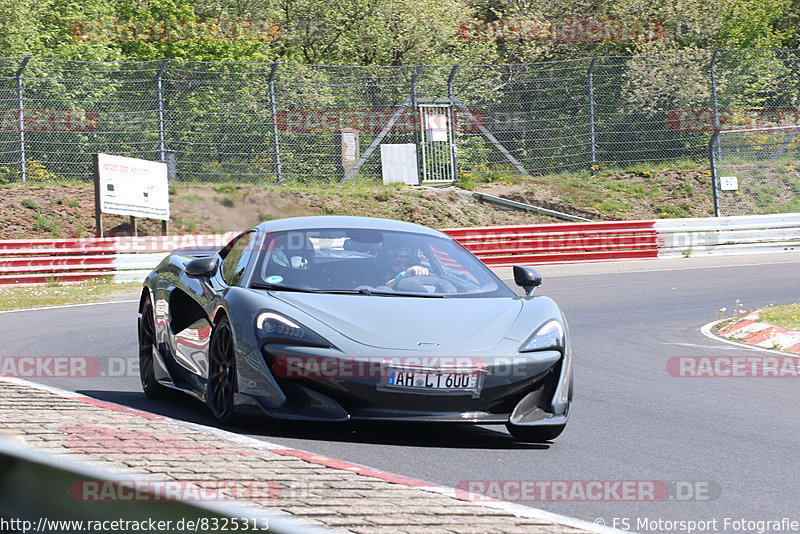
156,58 -> 170,163
709,130 -> 721,217
588,57 -> 597,175
447,64 -> 459,181
15,56 -> 32,183
412,64 -> 422,181
268,62 -> 283,184
711,49 -> 721,161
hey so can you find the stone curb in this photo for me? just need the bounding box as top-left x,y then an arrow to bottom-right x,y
0,376 -> 607,534
715,313 -> 800,354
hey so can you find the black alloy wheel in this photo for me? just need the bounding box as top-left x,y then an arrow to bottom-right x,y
207,317 -> 238,423
139,298 -> 166,398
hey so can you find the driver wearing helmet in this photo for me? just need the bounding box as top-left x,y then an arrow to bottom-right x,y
385,247 -> 429,286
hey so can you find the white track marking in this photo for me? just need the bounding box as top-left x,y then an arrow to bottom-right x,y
0,299 -> 139,314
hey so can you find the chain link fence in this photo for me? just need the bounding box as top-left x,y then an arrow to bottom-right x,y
2,50 -> 800,187
710,126 -> 800,216
708,50 -> 800,215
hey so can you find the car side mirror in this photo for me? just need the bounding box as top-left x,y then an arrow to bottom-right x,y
186,256 -> 219,278
513,265 -> 542,296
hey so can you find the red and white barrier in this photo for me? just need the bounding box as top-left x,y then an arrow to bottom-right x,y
2,214 -> 799,285
0,233 -> 238,285
443,220 -> 660,266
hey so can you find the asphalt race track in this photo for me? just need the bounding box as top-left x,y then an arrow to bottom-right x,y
3,253 -> 800,530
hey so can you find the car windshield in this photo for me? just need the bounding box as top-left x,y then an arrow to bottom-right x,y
253,228 -> 514,298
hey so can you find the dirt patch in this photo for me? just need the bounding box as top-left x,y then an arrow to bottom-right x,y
0,165 -> 717,240
0,183 -> 552,240
0,185 -> 99,239
474,167 -> 716,220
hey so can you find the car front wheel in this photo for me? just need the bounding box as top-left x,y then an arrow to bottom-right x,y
207,316 -> 238,423
139,298 -> 166,399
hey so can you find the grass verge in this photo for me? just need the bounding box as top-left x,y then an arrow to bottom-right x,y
757,303 -> 800,330
0,279 -> 142,312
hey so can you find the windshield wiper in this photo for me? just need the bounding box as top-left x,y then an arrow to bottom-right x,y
310,288 -> 375,295
367,290 -> 446,298
251,284 -> 374,295
251,283 -> 444,297
250,282 -> 319,293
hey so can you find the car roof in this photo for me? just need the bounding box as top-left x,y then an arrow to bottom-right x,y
256,216 -> 447,237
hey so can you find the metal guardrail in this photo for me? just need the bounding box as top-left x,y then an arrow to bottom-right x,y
654,213 -> 800,257
0,437 -> 330,533
470,192 -> 591,222
2,214 -> 800,283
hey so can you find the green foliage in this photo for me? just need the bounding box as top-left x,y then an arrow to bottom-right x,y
3,0 -> 800,65
655,204 -> 692,218
717,0 -> 791,49
374,189 -> 394,201
213,184 -> 236,194
457,163 -> 518,189
0,0 -> 484,65
33,213 -> 59,235
597,199 -> 633,214
180,217 -> 198,232
757,303 -> 800,329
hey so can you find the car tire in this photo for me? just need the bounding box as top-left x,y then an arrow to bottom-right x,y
139,298 -> 166,399
207,316 -> 238,424
506,423 -> 565,443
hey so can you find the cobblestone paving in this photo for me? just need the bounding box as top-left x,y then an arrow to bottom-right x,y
0,378 -> 593,534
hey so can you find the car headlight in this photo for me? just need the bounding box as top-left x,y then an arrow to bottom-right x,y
256,312 -> 331,348
518,320 -> 565,353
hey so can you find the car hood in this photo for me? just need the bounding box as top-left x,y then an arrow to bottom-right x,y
271,292 -> 523,351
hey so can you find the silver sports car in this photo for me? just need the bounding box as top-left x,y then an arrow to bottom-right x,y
138,216 -> 572,442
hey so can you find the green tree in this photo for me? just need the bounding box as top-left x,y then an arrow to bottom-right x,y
717,0 -> 790,48
0,0 -> 43,56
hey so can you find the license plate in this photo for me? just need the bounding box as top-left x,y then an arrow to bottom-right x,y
380,366 -> 483,397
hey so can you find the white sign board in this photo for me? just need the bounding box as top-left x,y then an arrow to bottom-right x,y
720,176 -> 739,191
380,144 -> 419,185
426,114 -> 449,142
96,153 -> 169,220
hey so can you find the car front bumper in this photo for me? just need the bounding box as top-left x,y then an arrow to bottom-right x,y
236,343 -> 571,425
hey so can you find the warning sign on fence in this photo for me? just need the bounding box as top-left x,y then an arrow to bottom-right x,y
425,114 -> 449,142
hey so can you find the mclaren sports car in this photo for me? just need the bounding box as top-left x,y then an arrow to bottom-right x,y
138,216 -> 572,442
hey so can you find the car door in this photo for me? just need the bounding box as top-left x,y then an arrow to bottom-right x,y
169,231 -> 258,380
